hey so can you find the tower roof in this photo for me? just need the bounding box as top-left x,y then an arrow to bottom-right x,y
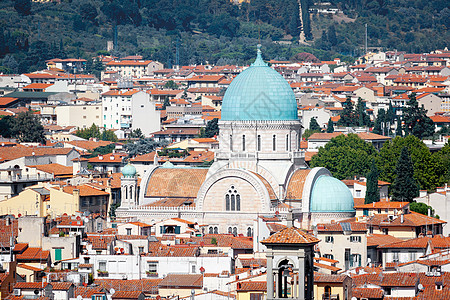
310,175 -> 354,212
221,45 -> 298,121
261,227 -> 320,245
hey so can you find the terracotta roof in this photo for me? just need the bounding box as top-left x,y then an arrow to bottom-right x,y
145,168 -> 208,198
94,279 -> 161,294
378,235 -> 450,249
51,282 -> 73,290
14,282 -> 49,289
261,227 -> 320,245
266,222 -> 287,234
308,132 -> 344,140
367,234 -> 403,247
62,185 -> 109,197
236,281 -> 266,291
314,262 -> 341,272
352,288 -> 383,299
354,200 -> 408,209
0,97 -> 19,106
368,212 -> 446,228
249,171 -> 277,200
16,247 -> 49,261
16,264 -> 43,272
88,153 -> 127,163
158,274 -> 202,288
112,291 -> 143,299
316,222 -> 367,232
23,83 -> 53,90
0,147 -> 73,162
65,140 -> 114,151
357,132 -> 391,140
28,163 -> 72,176
106,60 -> 153,66
286,169 -> 311,200
74,286 -> 105,298
314,273 -> 348,283
181,234 -> 253,249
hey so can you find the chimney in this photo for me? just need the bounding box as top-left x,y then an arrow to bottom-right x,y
286,210 -> 293,228
400,214 -> 404,223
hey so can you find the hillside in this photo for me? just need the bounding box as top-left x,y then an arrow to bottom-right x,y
0,0 -> 448,73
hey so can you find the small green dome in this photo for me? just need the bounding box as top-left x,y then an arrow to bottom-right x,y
310,175 -> 354,212
221,45 -> 298,121
122,163 -> 136,178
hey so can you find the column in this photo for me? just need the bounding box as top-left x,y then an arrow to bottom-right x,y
297,254 -> 305,300
275,270 -> 280,299
267,253 -> 274,299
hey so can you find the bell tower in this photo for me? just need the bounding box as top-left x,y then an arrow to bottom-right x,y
121,163 -> 137,208
261,219 -> 319,300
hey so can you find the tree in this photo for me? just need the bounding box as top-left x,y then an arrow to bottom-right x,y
124,138 -> 169,157
130,128 -> 144,139
378,135 -> 441,191
11,111 -> 45,143
309,118 -> 321,131
410,202 -> 435,217
391,147 -> 419,202
403,93 -> 434,139
386,101 -> 395,123
14,0 -> 31,16
372,109 -> 385,135
164,80 -> 178,90
75,123 -> 101,140
310,134 -> 377,180
326,118 -> 334,133
200,118 -> 219,138
395,116 -> 403,137
337,97 -> 358,127
356,97 -> 370,127
162,97 -> 171,110
0,116 -> 14,138
365,160 -> 380,204
101,130 -> 118,142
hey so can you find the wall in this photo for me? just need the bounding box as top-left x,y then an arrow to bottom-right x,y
130,91 -> 160,136
55,104 -> 103,129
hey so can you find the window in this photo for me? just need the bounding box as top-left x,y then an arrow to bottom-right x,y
99,261 -> 106,272
392,251 -> 399,263
247,227 -> 253,237
286,134 -> 289,151
126,228 -> 132,235
350,236 -> 361,243
209,226 -> 219,234
324,254 -> 334,260
138,247 -> 144,254
272,135 -> 276,151
355,190 -> 361,197
257,135 -> 261,151
229,135 -> 233,151
409,251 -> 416,261
250,294 -> 264,300
325,236 -> 334,243
242,135 -> 246,151
148,262 -> 158,272
225,186 -> 240,211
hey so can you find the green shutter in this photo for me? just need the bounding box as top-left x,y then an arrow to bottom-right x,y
175,226 -> 180,234
55,248 -> 62,261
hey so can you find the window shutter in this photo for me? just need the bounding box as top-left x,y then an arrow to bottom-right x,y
175,226 -> 180,234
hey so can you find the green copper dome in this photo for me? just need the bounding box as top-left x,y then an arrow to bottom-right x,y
221,45 -> 298,121
122,163 -> 136,178
310,175 -> 354,212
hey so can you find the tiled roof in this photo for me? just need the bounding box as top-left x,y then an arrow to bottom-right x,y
51,282 -> 73,290
286,169 -> 311,200
314,262 -> 341,272
62,185 -> 109,197
158,274 -> 202,288
316,222 -> 367,232
16,247 -> 49,261
367,234 -> 403,247
142,197 -> 196,208
28,163 -> 72,176
236,281 -> 266,291
308,132 -> 344,140
112,291 -> 143,299
145,168 -> 208,198
17,264 -> 43,272
94,279 -> 161,294
352,288 -> 383,299
239,258 -> 267,268
368,212 -> 446,228
74,286 -> 105,298
106,60 -> 153,66
181,234 -> 253,249
378,235 -> 450,249
88,153 -> 127,163
65,140 -> 114,151
0,147 -> 73,162
249,171 -> 277,200
354,200 -> 408,209
261,227 -> 320,245
266,222 -> 287,234
14,282 -> 49,289
314,273 -> 348,283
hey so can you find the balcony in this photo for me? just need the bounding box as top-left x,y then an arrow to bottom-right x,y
322,294 -> 339,300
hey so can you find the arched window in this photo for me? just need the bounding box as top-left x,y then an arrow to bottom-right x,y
272,135 -> 276,151
225,186 -> 240,211
285,134 -> 289,151
247,227 -> 253,237
129,186 -> 133,200
229,135 -> 233,151
242,135 -> 246,151
257,135 -> 261,151
228,227 -> 237,236
213,226 -> 218,234
296,133 -> 299,150
209,227 -> 214,234
124,186 -> 128,200
232,227 -> 237,236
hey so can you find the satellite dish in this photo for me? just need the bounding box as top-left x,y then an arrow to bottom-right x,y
418,284 -> 424,290
367,258 -> 372,263
351,297 -> 357,300
77,295 -> 83,300
109,289 -> 115,295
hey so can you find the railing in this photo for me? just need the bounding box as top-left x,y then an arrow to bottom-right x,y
322,294 -> 339,300
0,174 -> 54,183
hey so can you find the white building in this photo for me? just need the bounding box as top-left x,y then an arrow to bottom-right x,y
55,103 -> 103,129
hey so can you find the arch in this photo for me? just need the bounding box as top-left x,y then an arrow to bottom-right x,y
195,168 -> 272,212
301,167 -> 332,213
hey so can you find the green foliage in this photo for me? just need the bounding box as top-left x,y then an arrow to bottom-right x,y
211,237 -> 217,245
11,111 -> 45,143
378,135 -> 442,191
162,97 -> 171,110
410,202 -> 434,217
302,129 -> 321,140
365,160 -> 379,204
75,124 -> 101,140
200,118 -> 219,138
356,98 -> 371,127
372,109 -> 385,135
164,80 -> 178,90
310,134 -> 377,180
337,97 -> 358,127
391,147 -> 419,202
90,144 -> 116,157
125,138 -> 169,157
309,118 -> 321,131
0,115 -> 14,138
326,118 -> 334,133
130,128 -> 144,139
395,116 -> 403,137
109,201 -> 121,220
403,93 -> 435,140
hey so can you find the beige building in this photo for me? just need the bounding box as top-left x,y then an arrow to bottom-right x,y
55,103 -> 103,129
105,60 -> 163,78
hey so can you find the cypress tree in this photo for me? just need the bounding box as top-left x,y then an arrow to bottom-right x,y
391,147 -> 419,202
395,116 -> 403,137
373,109 -> 385,135
365,160 -> 380,204
309,118 -> 321,131
327,118 -> 334,133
